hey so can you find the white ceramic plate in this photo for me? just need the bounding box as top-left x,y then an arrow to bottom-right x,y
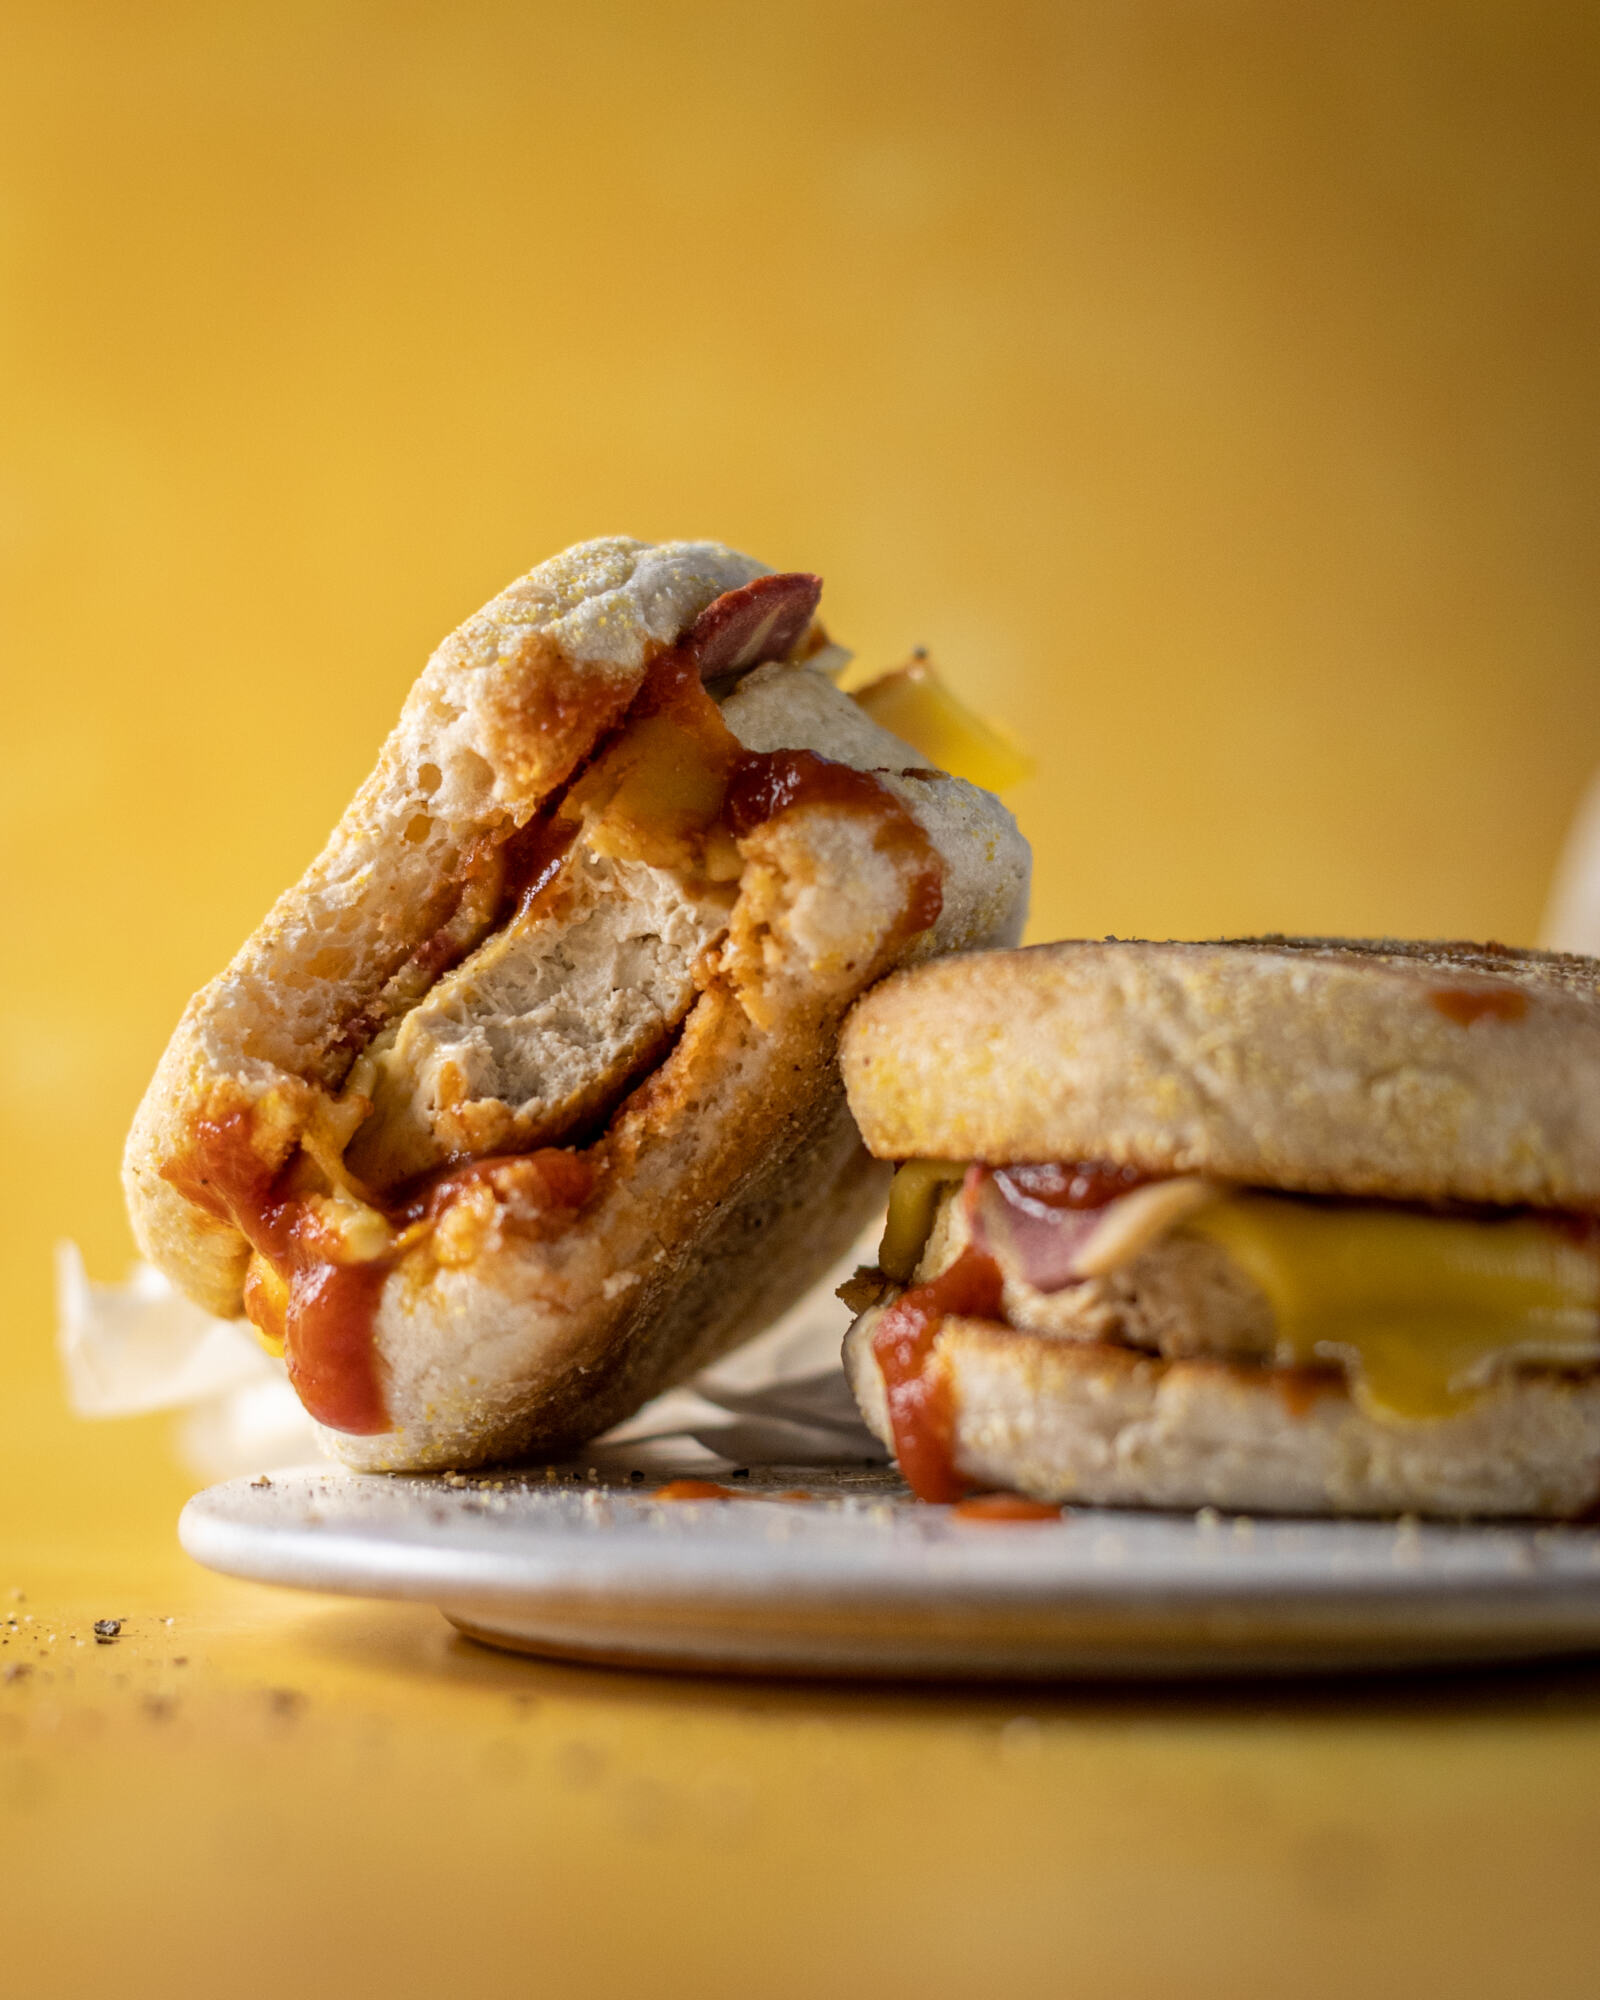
179,1450 -> 1600,1679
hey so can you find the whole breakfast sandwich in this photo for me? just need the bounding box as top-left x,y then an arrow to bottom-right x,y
125,538 -> 1030,1471
840,937 -> 1600,1517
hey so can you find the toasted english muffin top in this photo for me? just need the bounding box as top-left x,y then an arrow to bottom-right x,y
840,936 -> 1600,1211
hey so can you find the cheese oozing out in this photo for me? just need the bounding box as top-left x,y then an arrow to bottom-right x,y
1186,1196 -> 1600,1419
850,655 -> 1033,794
877,1161 -> 1600,1421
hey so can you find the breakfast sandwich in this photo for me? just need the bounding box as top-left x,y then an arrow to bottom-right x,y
839,937 -> 1600,1517
125,538 -> 1029,1471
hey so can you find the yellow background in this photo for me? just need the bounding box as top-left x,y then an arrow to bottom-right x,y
5,5 -> 1600,1994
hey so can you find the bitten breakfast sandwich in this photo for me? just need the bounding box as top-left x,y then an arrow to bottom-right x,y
839,938 -> 1600,1518
125,538 -> 1029,1472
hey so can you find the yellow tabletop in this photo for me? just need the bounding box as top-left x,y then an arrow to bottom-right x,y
7,6 -> 1600,1993
8,1545 -> 1600,1996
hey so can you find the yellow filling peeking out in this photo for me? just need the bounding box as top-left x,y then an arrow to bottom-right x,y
1183,1196 -> 1600,1420
879,1161 -> 1600,1421
850,655 -> 1034,793
879,1159 -> 969,1282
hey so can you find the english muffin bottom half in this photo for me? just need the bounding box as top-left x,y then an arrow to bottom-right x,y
839,937 -> 1600,1518
125,538 -> 1030,1471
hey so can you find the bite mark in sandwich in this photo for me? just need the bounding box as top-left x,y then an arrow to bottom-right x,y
163,576 -> 940,1434
127,539 -> 1029,1469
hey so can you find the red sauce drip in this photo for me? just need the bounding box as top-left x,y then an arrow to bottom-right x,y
1274,1365 -> 1340,1419
724,747 -> 899,835
162,1110 -> 292,1259
502,813 -> 579,916
950,1493 -> 1063,1522
1430,986 -> 1529,1027
989,1160 -> 1154,1211
164,1113 -> 597,1436
283,1261 -> 390,1433
725,747 -> 944,937
389,1146 -> 597,1227
871,1243 -> 1004,1503
163,1111 -> 391,1434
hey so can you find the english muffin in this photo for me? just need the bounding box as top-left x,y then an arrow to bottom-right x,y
839,938 -> 1600,1517
126,538 -> 1030,1471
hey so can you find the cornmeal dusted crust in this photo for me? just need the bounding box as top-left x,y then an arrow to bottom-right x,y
839,937 -> 1600,1210
124,538 -> 1031,1470
844,1306 -> 1600,1518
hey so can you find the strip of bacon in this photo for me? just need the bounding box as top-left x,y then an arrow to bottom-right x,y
967,1163 -> 1224,1292
685,572 -> 822,680
966,1163 -> 1146,1292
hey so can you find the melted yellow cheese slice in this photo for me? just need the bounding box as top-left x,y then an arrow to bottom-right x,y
851,656 -> 1034,793
1184,1196 -> 1600,1419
